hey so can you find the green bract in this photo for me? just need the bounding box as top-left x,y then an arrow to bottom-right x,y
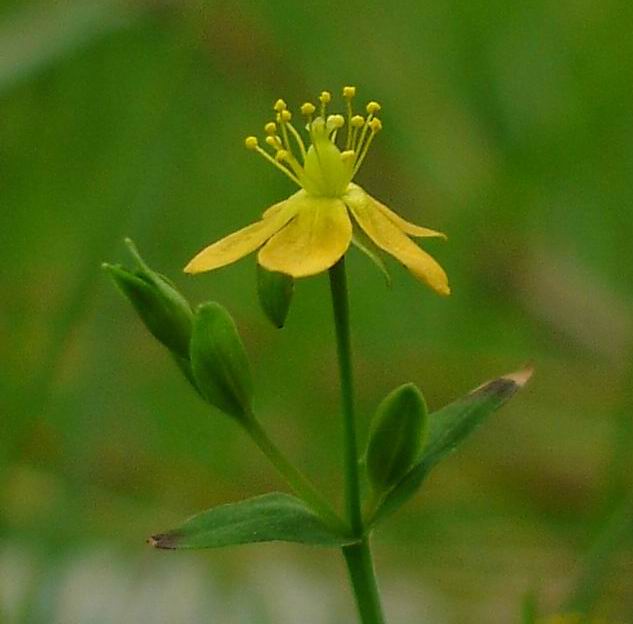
366,383 -> 428,494
102,239 -> 193,360
257,265 -> 294,328
190,302 -> 254,422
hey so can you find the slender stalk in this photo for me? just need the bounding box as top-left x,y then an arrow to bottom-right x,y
329,257 -> 386,624
245,417 -> 349,535
343,539 -> 386,624
329,258 -> 363,534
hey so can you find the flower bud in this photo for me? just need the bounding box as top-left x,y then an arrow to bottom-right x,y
102,239 -> 193,360
190,302 -> 253,422
366,383 -> 428,493
257,265 -> 294,329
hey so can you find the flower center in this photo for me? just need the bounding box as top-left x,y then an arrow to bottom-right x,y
245,87 -> 382,198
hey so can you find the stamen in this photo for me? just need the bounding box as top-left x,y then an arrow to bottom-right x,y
341,149 -> 355,160
343,86 -> 356,149
319,91 -> 331,118
352,117 -> 382,177
247,88 -> 382,193
355,104 -> 378,158
349,115 -> 364,151
276,112 -> 292,152
251,143 -> 302,186
326,114 -> 345,134
265,135 -> 283,149
285,121 -> 307,160
301,102 -> 316,117
351,115 -> 365,127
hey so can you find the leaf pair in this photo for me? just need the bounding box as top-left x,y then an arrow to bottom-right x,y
150,369 -> 531,551
368,368 -> 533,525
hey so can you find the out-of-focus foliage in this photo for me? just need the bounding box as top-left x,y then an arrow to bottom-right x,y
1,1 -> 632,622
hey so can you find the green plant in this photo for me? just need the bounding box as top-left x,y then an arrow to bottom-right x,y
104,87 -> 531,624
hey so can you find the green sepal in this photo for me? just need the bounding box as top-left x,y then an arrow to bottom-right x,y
366,383 -> 427,494
190,302 -> 253,422
352,228 -> 392,286
102,239 -> 193,360
368,368 -> 532,526
148,492 -> 356,550
257,264 -> 294,328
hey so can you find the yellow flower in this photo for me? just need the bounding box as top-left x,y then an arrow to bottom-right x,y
185,88 -> 450,296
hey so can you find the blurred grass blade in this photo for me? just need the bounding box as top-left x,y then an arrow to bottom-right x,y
370,368 -> 532,526
0,0 -> 141,94
521,590 -> 539,624
563,491 -> 633,615
149,492 -> 356,550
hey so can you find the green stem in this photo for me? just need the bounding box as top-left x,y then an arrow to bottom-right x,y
329,257 -> 386,624
329,258 -> 363,534
343,539 -> 386,624
245,417 -> 348,535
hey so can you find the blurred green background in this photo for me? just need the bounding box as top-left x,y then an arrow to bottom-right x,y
2,1 -> 632,622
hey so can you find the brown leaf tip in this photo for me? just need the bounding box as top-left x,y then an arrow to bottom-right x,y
501,365 -> 534,388
147,533 -> 177,549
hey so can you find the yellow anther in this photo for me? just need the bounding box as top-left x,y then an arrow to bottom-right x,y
245,136 -> 258,149
273,99 -> 287,112
275,149 -> 288,162
341,150 -> 355,161
265,135 -> 281,148
327,114 -> 345,130
351,115 -> 365,128
343,86 -> 356,99
300,102 -> 316,115
369,118 -> 382,132
319,91 -> 332,104
280,109 -> 292,122
264,122 -> 277,135
366,101 -> 381,114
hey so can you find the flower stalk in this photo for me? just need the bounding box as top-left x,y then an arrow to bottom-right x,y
329,257 -> 386,624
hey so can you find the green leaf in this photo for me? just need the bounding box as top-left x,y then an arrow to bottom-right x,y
366,383 -> 428,494
257,264 -> 294,328
149,493 -> 355,550
190,302 -> 253,422
102,239 -> 193,360
369,368 -> 532,526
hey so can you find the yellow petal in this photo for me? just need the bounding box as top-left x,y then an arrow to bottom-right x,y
262,189 -> 306,219
344,186 -> 450,295
184,201 -> 298,274
258,196 -> 352,278
347,184 -> 446,239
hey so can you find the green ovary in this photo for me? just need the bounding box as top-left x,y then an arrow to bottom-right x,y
303,138 -> 352,198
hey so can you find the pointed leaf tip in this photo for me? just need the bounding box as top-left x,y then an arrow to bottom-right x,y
502,365 -> 534,387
